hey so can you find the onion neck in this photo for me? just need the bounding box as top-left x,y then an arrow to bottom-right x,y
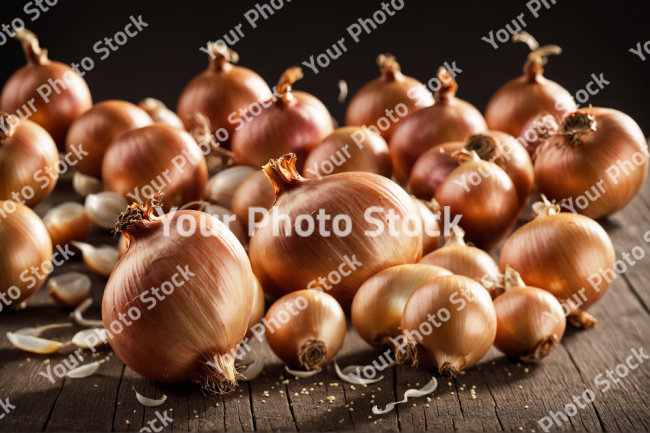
433,66 -> 458,103
0,113 -> 16,140
14,29 -> 49,65
298,340 -> 327,370
276,66 -> 303,106
520,334 -> 559,362
377,53 -> 402,82
113,193 -> 164,237
465,134 -> 498,161
503,266 -> 526,291
444,226 -> 467,248
522,45 -> 562,81
532,195 -> 561,218
558,111 -> 597,145
207,43 -> 238,72
262,153 -> 305,201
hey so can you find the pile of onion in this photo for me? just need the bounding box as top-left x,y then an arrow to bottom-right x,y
0,114 -> 59,207
535,108 -> 648,219
231,170 -> 275,234
1,29 -> 92,148
389,67 -> 487,185
66,100 -> 153,178
485,31 -> 576,137
249,154 -> 422,309
499,196 -> 615,327
104,193 -> 255,393
303,126 -> 392,179
345,54 -> 433,140
231,67 -> 334,172
177,45 -> 271,145
102,124 -> 208,212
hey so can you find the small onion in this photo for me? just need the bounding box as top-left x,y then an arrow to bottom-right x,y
265,290 -> 346,371
231,170 -> 275,234
401,275 -> 496,376
519,112 -> 558,160
535,108 -> 648,219
177,44 -> 272,146
0,114 -> 59,207
493,266 -> 566,362
65,100 -> 153,178
138,98 -> 184,129
389,67 -> 487,185
231,67 -> 334,172
204,166 -> 256,209
43,202 -> 92,249
1,29 -> 92,148
411,197 -> 440,255
73,172 -> 104,199
85,192 -> 129,230
303,126 -> 392,179
485,31 -> 576,137
102,124 -> 208,212
345,54 -> 433,140
47,272 -> 91,308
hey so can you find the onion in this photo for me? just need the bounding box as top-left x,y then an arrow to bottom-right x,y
434,151 -> 519,251
73,172 -> 104,199
410,132 -> 533,211
401,275 -> 496,376
494,266 -> 566,362
204,166 -> 256,209
499,196 -> 615,327
485,31 -> 576,137
182,201 -> 248,248
411,197 -> 440,255
0,201 -> 52,306
249,154 -> 422,308
231,67 -> 334,172
519,112 -> 558,160
102,124 -> 208,212
0,29 -> 92,148
247,276 -> 265,338
535,108 -> 648,219
351,264 -> 451,356
177,44 -> 272,147
345,54 -> 433,140
419,227 -> 501,297
231,170 -> 275,235
389,67 -> 487,185
43,202 -> 92,249
65,100 -> 153,178
265,290 -> 346,371
103,194 -> 254,392
303,126 -> 392,179
0,114 -> 59,207
138,98 -> 184,129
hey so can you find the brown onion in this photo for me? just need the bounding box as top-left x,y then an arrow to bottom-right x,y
231,170 -> 275,235
66,100 -> 153,178
1,29 -> 92,148
177,45 -> 272,147
138,98 -> 184,129
231,67 -> 334,172
389,67 -> 487,185
345,54 -> 433,140
0,113 -> 59,207
535,108 -> 648,219
102,124 -> 208,212
485,32 -> 576,137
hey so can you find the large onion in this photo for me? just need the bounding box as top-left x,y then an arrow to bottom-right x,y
345,54 -> 433,140
249,154 -> 422,309
104,194 -> 254,392
231,67 -> 334,172
1,29 -> 92,148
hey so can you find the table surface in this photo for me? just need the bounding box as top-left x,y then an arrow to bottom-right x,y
2,169 -> 650,433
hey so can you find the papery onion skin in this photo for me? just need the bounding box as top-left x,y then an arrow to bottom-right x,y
351,264 -> 451,348
411,197 -> 440,255
535,108 -> 648,219
231,67 -> 334,172
303,126 -> 392,179
389,68 -> 487,185
0,114 -> 59,207
265,290 -> 346,370
232,170 -> 275,234
66,100 -> 153,178
0,30 -> 92,148
401,275 -> 496,377
249,154 -> 422,309
0,201 -> 53,305
102,124 -> 208,212
43,202 -> 92,249
177,45 -> 272,147
104,195 -> 254,391
345,54 -> 433,140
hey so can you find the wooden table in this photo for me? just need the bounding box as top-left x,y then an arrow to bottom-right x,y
2,168 -> 650,433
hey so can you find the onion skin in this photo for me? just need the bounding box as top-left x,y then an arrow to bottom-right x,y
345,54 -> 433,140
303,126 -> 392,179
102,124 -> 208,212
265,290 -> 346,370
401,275 -> 496,376
351,264 -> 451,348
519,112 -> 558,160
249,154 -> 422,309
247,276 -> 265,338
232,170 -> 275,234
0,114 -> 59,207
43,202 -> 92,249
0,201 -> 53,306
0,30 -> 92,149
66,100 -> 153,178
104,196 -> 254,391
535,108 -> 648,219
231,67 -> 333,172
177,45 -> 272,147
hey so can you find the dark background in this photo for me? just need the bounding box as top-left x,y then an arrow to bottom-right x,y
1,0 -> 649,135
